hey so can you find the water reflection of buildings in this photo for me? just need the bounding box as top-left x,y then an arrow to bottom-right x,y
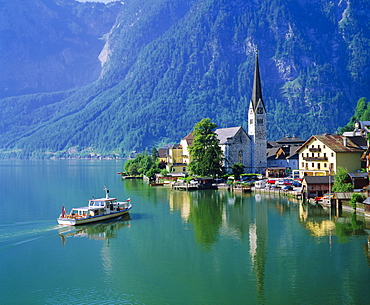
299,203 -> 368,239
168,190 -> 268,301
59,215 -> 131,246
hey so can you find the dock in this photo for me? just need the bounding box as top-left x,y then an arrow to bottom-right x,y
172,184 -> 198,191
252,187 -> 303,199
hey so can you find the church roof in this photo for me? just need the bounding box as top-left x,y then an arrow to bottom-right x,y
250,51 -> 264,111
215,126 -> 245,144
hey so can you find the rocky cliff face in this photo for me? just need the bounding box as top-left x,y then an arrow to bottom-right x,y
0,0 -> 369,157
0,0 -> 122,98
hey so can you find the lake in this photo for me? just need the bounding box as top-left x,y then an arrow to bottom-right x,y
0,159 -> 369,304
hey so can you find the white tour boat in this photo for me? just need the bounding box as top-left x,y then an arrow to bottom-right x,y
57,188 -> 132,226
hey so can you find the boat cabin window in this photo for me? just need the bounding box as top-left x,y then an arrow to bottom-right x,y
89,200 -> 105,207
72,209 -> 87,216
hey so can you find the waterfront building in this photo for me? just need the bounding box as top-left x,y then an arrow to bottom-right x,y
247,51 -> 267,174
296,134 -> 364,177
163,51 -> 268,174
266,135 -> 305,177
215,126 -> 252,173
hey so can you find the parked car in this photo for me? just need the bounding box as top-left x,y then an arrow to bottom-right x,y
282,185 -> 293,191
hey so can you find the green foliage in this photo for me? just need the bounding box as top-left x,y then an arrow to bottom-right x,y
335,214 -> 366,243
350,193 -> 366,210
124,150 -> 160,179
188,118 -> 224,177
1,0 -> 370,157
231,162 -> 245,180
338,97 -> 368,134
160,168 -> 169,176
332,167 -> 353,192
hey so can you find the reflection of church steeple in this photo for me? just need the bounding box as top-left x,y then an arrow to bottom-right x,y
248,197 -> 268,302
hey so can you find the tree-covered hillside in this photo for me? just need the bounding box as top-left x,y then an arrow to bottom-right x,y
0,0 -> 369,158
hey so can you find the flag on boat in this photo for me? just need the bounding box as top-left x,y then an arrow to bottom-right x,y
127,198 -> 131,202
61,206 -> 66,217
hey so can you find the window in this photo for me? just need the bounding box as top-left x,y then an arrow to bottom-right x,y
324,163 -> 327,168
331,152 -> 334,157
312,163 -> 314,167
318,163 -> 321,170
250,119 -> 253,124
301,162 -> 304,167
324,153 -> 326,157
312,153 -> 314,157
238,151 -> 243,163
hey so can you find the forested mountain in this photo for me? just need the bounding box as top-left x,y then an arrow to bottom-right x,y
0,0 -> 369,158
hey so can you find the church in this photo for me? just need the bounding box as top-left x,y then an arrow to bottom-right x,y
164,52 -> 267,175
180,52 -> 267,174
215,51 -> 267,174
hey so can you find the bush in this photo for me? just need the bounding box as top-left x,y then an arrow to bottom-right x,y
350,193 -> 366,209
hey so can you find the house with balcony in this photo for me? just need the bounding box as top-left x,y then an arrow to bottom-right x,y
296,134 -> 365,177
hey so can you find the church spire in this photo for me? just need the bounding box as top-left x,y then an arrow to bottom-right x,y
251,50 -> 263,111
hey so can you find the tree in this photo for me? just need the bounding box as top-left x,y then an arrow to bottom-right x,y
151,147 -> 159,161
332,167 -> 353,192
188,118 -> 224,177
350,193 -> 366,211
232,162 -> 245,180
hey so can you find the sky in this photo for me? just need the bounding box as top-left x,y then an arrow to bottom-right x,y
77,0 -> 116,3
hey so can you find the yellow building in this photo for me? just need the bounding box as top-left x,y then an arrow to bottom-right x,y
165,144 -> 188,173
296,134 -> 365,177
180,132 -> 194,165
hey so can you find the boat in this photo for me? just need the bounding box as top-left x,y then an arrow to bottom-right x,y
57,188 -> 132,226
59,215 -> 131,245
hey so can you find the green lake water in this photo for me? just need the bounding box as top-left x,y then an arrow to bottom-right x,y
0,160 -> 370,304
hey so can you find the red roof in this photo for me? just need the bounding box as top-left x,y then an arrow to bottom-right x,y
296,134 -> 364,153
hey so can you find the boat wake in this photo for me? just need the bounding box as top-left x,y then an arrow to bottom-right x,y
0,220 -> 60,251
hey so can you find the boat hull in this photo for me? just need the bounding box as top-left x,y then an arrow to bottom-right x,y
57,205 -> 132,226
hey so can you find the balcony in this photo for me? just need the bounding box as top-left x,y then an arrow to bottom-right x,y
302,157 -> 328,161
309,148 -> 321,152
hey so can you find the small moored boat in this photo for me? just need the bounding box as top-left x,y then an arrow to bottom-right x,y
57,188 -> 132,226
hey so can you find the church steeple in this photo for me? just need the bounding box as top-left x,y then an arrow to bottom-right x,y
248,49 -> 267,174
251,50 -> 264,111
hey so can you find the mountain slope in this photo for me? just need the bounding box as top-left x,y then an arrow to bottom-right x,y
0,0 -> 369,158
0,0 -> 123,98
